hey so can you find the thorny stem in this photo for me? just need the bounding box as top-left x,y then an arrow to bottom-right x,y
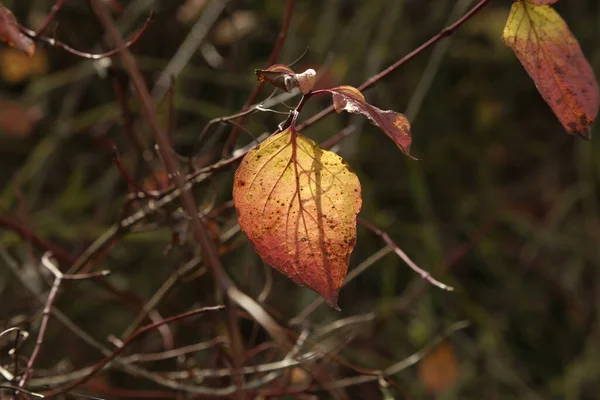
296,0 -> 491,131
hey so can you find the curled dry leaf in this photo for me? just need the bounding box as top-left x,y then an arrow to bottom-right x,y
233,128 -> 362,308
0,5 -> 35,56
255,64 -> 316,95
325,85 -> 413,156
502,1 -> 599,139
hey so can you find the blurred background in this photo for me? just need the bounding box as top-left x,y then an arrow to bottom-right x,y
1,0 -> 599,399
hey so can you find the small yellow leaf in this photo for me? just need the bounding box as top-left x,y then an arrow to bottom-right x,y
233,128 -> 362,308
502,1 -> 599,139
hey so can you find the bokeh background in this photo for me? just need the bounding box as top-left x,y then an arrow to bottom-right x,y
1,0 -> 599,399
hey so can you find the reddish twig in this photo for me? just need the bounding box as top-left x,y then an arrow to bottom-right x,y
358,217 -> 453,291
167,76 -> 175,142
77,382 -> 179,399
90,0 -> 292,352
44,305 -> 225,397
296,0 -> 491,132
222,0 -> 295,156
111,73 -> 162,190
18,253 -> 109,389
111,145 -> 159,198
0,384 -> 43,398
35,0 -> 66,36
18,12 -> 153,60
0,216 -> 74,264
121,336 -> 227,363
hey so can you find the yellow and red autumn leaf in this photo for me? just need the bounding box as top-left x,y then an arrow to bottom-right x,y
502,1 -> 599,139
0,5 -> 35,55
233,128 -> 362,308
325,85 -> 413,156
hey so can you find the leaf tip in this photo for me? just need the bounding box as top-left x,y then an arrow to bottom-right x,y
323,293 -> 341,311
574,126 -> 592,140
25,40 -> 36,57
407,152 -> 420,161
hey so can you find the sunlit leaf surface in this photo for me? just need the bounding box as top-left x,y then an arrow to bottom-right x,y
503,1 -> 599,139
233,128 -> 362,308
327,85 -> 413,156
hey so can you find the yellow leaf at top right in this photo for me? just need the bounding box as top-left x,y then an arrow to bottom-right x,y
502,1 -> 599,139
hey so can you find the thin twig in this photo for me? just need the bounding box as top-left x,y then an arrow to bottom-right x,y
18,12 -> 154,60
90,0 -> 292,351
296,0 -> 491,132
17,253 -> 110,389
152,0 -> 229,101
120,337 -> 228,363
358,218 -> 454,291
0,384 -> 44,398
120,257 -> 202,338
18,253 -> 64,388
222,0 -> 295,155
44,305 -> 226,397
290,246 -> 393,325
261,321 -> 470,395
35,0 -> 66,36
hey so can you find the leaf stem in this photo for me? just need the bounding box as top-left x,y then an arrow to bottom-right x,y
296,0 -> 491,131
223,0 -> 295,155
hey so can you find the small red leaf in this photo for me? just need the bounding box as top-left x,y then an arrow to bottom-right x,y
325,85 -> 413,156
502,2 -> 599,139
0,5 -> 35,56
233,128 -> 362,308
